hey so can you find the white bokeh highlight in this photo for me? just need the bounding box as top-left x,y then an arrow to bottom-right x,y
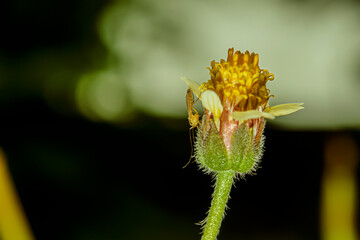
96,0 -> 360,129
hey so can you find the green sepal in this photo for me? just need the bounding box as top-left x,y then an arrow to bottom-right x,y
196,119 -> 229,172
230,125 -> 263,174
195,118 -> 264,174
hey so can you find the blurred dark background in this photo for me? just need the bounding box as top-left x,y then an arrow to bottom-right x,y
0,0 -> 359,239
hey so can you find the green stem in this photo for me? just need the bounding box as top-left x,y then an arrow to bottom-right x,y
201,170 -> 235,240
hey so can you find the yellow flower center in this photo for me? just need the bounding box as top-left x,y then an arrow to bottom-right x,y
200,48 -> 274,111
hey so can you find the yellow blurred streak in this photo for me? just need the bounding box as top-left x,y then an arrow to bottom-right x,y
0,149 -> 34,240
321,135 -> 359,240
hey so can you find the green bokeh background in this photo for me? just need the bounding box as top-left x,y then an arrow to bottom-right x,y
1,0 -> 360,239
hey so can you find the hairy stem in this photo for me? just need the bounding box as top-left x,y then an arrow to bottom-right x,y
201,170 -> 235,240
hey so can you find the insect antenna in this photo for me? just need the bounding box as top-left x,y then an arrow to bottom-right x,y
183,128 -> 196,168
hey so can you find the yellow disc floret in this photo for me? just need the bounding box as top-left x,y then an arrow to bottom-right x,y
200,48 -> 274,111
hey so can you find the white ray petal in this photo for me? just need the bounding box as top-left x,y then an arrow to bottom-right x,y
181,77 -> 201,98
265,103 -> 304,116
200,90 -> 223,128
233,110 -> 275,121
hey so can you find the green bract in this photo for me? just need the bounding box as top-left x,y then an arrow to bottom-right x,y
195,119 -> 264,174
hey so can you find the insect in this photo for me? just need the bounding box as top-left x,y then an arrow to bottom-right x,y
186,89 -> 200,129
183,89 -> 200,168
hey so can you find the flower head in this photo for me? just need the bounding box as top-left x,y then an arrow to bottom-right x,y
200,48 -> 274,112
183,48 -> 303,174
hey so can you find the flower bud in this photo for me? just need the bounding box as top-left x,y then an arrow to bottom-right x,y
183,48 -> 303,175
